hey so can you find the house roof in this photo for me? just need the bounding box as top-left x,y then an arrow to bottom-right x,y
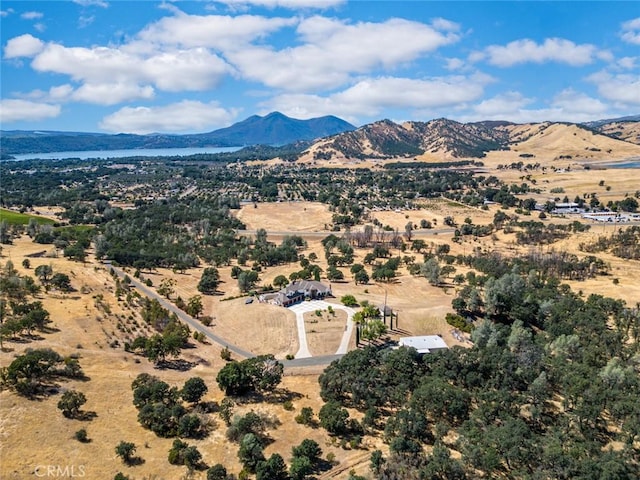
283,280 -> 331,295
399,335 -> 448,353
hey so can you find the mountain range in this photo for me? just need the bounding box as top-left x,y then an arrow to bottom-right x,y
301,116 -> 640,164
0,112 -> 356,156
1,112 -> 639,163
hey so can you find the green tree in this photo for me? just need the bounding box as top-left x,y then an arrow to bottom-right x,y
421,258 -> 441,285
207,464 -> 229,480
75,428 -> 89,443
273,274 -> 289,289
115,441 -> 136,465
3,348 -> 65,396
257,453 -> 289,480
157,278 -> 176,299
238,270 -> 259,292
198,267 -> 220,294
292,438 -> 322,464
238,433 -> 265,473
34,264 -> 53,283
50,273 -> 72,292
354,269 -> 369,285
181,377 -> 208,405
177,414 -> 203,438
185,295 -> 203,318
289,456 -> 313,480
319,401 -> 349,436
57,390 -> 87,418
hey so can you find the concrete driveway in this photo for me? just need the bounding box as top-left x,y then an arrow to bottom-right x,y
288,300 -> 356,359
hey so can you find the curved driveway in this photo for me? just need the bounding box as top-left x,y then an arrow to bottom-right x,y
287,300 -> 356,358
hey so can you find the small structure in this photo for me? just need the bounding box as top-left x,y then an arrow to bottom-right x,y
259,280 -> 332,307
398,335 -> 448,354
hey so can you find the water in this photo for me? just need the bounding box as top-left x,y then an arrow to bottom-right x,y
600,159 -> 640,169
8,146 -> 242,161
607,160 -> 640,168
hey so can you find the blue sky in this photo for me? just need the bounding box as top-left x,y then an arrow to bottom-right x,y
1,1 -> 639,133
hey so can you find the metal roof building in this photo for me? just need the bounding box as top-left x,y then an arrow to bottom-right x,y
399,335 -> 449,354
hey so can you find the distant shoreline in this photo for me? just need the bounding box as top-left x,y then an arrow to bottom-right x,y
583,157 -> 640,169
5,146 -> 242,162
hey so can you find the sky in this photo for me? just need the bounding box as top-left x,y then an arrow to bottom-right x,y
1,1 -> 639,134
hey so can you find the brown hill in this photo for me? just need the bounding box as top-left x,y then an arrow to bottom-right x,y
595,121 -> 640,145
299,118 -> 640,166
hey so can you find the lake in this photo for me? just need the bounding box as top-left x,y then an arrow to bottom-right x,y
599,159 -> 640,169
8,146 -> 242,161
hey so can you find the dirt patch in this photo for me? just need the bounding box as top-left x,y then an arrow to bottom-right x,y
235,201 -> 333,232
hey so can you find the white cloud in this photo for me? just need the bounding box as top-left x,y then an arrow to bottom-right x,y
136,13 -> 296,50
229,16 -> 460,92
445,58 -> 466,71
617,57 -> 638,70
218,0 -> 344,8
78,15 -> 95,28
262,74 -> 491,122
99,100 -> 239,133
479,38 -> 605,67
587,71 -> 640,105
431,17 -> 460,32
21,11 -> 43,20
621,17 -> 640,44
4,34 -> 45,58
49,84 -> 75,101
462,89 -> 610,123
473,91 -> 534,117
73,83 -> 155,105
34,23 -> 46,33
1,8 -> 15,17
29,42 -> 232,98
551,89 -> 608,115
0,99 -> 61,123
73,0 -> 109,7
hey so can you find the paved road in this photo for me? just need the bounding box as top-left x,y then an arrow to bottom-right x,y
107,263 -> 255,359
105,262 -> 348,369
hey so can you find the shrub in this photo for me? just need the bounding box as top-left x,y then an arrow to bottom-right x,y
220,346 -> 232,361
295,407 -> 315,426
75,428 -> 89,443
445,313 -> 474,333
341,295 -> 358,307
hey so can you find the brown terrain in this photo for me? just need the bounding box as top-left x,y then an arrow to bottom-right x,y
2,120 -> 640,479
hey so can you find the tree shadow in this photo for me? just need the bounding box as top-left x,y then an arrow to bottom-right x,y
125,456 -> 145,467
155,359 -> 195,371
195,401 -> 219,414
77,410 -> 98,421
261,387 -> 304,404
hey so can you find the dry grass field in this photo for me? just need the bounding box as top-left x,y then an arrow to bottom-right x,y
304,309 -> 348,356
235,202 -> 333,232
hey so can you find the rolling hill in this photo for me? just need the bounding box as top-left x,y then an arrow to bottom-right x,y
299,117 -> 640,165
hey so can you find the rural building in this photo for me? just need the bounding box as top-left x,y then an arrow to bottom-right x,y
582,212 -> 640,222
398,335 -> 449,354
259,280 -> 332,307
